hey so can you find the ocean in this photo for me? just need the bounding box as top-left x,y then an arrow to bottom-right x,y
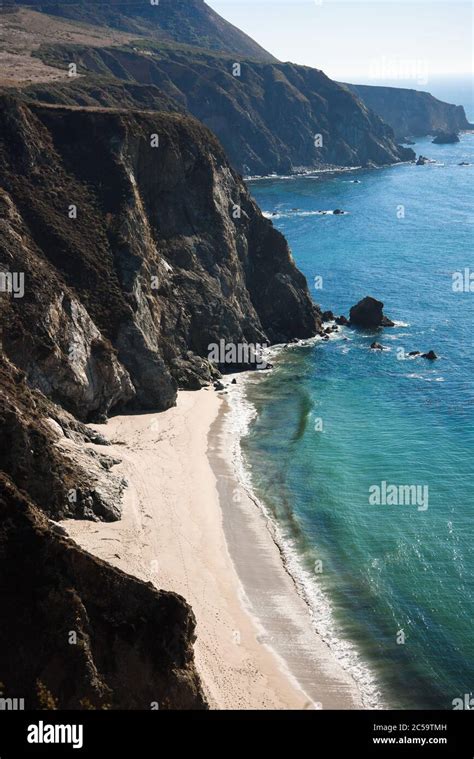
238,129 -> 474,709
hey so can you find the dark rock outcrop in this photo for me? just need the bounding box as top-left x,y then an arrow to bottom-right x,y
432,132 -> 460,144
0,95 -> 320,422
422,350 -> 438,361
321,310 -> 335,322
349,297 -> 395,329
345,84 -> 474,141
0,475 -> 206,710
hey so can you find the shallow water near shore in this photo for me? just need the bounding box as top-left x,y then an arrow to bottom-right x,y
241,133 -> 474,709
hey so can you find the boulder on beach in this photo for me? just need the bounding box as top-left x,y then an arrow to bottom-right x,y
432,132 -> 460,144
349,297 -> 395,329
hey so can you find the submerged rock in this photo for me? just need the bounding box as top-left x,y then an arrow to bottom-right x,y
349,297 -> 395,329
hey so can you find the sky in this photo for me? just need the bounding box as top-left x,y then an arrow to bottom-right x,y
206,0 -> 473,85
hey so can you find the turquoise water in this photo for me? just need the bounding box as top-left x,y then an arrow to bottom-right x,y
244,134 -> 474,709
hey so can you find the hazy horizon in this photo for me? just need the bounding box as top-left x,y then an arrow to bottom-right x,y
207,1 -> 473,85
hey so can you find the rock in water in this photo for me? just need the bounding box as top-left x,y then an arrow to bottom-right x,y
321,310 -> 335,323
349,297 -> 395,328
370,342 -> 385,350
422,351 -> 438,360
336,315 -> 350,326
432,132 -> 460,144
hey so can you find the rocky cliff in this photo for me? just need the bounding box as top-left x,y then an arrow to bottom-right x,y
345,84 -> 473,141
0,93 -> 320,708
0,472 -> 206,710
0,95 -> 319,423
25,42 -> 414,175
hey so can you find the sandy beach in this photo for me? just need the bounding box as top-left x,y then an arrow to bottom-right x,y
62,387 -> 363,710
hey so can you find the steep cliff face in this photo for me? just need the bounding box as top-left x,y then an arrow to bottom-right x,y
0,93 -> 320,710
345,84 -> 473,141
0,351 -> 132,521
0,95 -> 319,423
14,0 -> 277,62
0,474 -> 207,710
29,43 -> 414,174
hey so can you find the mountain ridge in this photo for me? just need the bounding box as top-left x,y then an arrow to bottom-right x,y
10,0 -> 277,61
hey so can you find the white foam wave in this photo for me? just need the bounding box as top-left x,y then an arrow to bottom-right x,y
263,210 -> 349,220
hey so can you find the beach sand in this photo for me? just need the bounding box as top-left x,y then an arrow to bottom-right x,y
62,387 -> 363,710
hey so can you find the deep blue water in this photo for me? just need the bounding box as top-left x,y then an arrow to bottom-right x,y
244,133 -> 474,708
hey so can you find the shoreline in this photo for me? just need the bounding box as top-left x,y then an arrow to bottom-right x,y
224,369 -> 385,709
61,387 -> 363,710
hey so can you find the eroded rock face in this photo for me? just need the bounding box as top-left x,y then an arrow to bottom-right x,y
0,96 -> 320,421
25,47 -> 414,176
349,297 -> 395,329
346,84 -> 473,141
0,475 -> 207,710
0,96 -> 322,709
0,355 -> 126,521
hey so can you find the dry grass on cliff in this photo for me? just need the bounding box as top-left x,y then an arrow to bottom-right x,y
0,9 -> 135,87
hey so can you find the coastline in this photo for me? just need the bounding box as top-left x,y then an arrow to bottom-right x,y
61,387 -> 363,710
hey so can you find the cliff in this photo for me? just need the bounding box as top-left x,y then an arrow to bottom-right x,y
0,93 -> 321,707
26,43 -> 415,175
5,3 -> 414,174
0,95 -> 319,423
0,473 -> 207,710
345,84 -> 474,141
